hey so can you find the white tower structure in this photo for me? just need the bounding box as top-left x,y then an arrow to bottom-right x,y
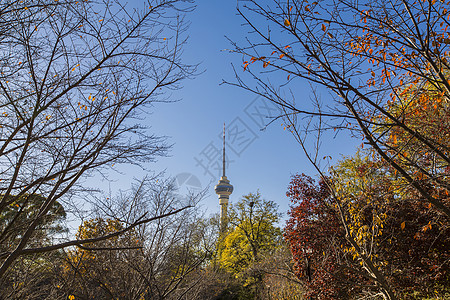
214,124 -> 233,233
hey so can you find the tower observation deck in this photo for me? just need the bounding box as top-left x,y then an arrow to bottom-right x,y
215,124 -> 233,233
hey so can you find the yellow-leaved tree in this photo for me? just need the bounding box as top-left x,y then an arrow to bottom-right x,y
217,192 -> 282,297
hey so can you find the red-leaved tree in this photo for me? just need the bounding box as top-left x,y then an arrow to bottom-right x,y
285,174 -> 360,299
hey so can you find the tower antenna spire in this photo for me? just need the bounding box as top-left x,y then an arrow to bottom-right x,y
223,123 -> 226,177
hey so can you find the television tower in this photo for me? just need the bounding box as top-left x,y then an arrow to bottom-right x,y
215,123 -> 233,233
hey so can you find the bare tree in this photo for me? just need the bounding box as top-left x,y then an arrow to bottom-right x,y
131,178 -> 214,300
0,0 -> 196,278
62,177 -> 214,300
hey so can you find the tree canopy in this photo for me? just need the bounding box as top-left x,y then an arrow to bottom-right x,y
0,0 -> 195,277
285,152 -> 450,299
217,192 -> 282,298
228,1 -> 450,298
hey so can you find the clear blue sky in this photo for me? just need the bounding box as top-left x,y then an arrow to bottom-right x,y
107,1 -> 359,220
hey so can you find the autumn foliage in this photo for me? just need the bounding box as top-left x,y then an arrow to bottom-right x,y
285,153 -> 450,299
228,1 -> 450,297
284,174 -> 351,299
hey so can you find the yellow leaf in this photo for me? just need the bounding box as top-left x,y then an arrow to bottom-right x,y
284,19 -> 291,27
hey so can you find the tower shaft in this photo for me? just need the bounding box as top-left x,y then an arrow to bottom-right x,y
219,196 -> 228,233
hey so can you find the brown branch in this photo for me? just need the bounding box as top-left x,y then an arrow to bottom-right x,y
0,206 -> 191,259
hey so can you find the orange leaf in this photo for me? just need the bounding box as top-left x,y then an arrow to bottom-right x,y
393,135 -> 397,144
400,221 -> 405,230
279,53 -> 285,59
422,222 -> 432,232
284,19 -> 291,26
322,24 -> 326,31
